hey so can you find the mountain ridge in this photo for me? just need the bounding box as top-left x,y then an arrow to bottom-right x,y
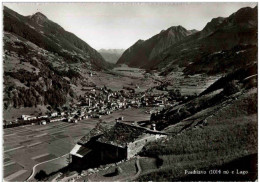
117,6 -> 257,76
117,25 -> 197,67
4,6 -> 110,70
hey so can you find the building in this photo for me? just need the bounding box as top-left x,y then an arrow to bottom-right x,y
21,115 -> 37,121
60,112 -> 65,116
38,115 -> 48,119
51,112 -> 58,117
39,120 -> 47,125
49,117 -> 66,123
70,122 -> 167,170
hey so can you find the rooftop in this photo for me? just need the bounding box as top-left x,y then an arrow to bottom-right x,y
78,123 -> 110,145
97,122 -> 167,147
78,121 -> 167,147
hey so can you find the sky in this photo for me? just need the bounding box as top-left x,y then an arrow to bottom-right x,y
3,2 -> 257,50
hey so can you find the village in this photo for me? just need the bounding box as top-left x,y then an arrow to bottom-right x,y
4,85 -> 175,128
3,82 -> 176,181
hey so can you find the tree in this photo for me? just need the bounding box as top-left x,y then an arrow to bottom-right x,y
47,105 -> 52,111
169,89 -> 181,100
63,106 -> 68,111
156,156 -> 164,168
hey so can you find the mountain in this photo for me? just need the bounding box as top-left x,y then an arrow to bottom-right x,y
138,62 -> 257,181
117,6 -> 257,75
116,26 -> 198,67
169,6 -> 257,75
153,6 -> 257,74
99,49 -> 125,64
3,6 -> 111,116
4,7 -> 110,70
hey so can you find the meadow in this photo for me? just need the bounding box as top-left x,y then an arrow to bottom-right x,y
138,88 -> 257,181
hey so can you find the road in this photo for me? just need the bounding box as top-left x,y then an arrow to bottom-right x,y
27,153 -> 69,181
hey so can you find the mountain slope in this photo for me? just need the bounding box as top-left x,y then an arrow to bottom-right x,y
200,17 -> 225,37
153,6 -> 257,75
117,6 -> 257,75
4,6 -> 110,70
116,26 -> 197,67
137,61 -> 257,180
3,7 -> 110,117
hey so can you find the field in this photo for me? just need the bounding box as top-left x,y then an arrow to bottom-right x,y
89,65 -> 160,92
165,70 -> 221,95
4,105 -> 49,121
3,108 -> 150,181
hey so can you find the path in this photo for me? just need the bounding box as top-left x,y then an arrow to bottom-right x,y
114,156 -> 142,181
27,153 -> 69,181
132,156 -> 142,180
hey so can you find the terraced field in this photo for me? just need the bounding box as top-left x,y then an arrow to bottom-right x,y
3,121 -> 91,181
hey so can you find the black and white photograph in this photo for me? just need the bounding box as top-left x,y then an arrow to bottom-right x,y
2,2 -> 258,181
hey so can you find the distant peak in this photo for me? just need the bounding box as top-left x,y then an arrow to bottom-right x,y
160,30 -> 166,33
32,12 -> 47,19
168,25 -> 186,31
30,12 -> 48,24
202,16 -> 225,32
190,29 -> 198,32
158,25 -> 197,37
207,17 -> 225,25
232,6 -> 257,17
189,29 -> 199,34
161,25 -> 189,34
136,39 -> 144,44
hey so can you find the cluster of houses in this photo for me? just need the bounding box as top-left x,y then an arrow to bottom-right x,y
7,85 -> 175,127
79,85 -> 174,115
18,108 -> 92,126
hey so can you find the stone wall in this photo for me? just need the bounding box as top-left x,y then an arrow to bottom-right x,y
127,134 -> 166,159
